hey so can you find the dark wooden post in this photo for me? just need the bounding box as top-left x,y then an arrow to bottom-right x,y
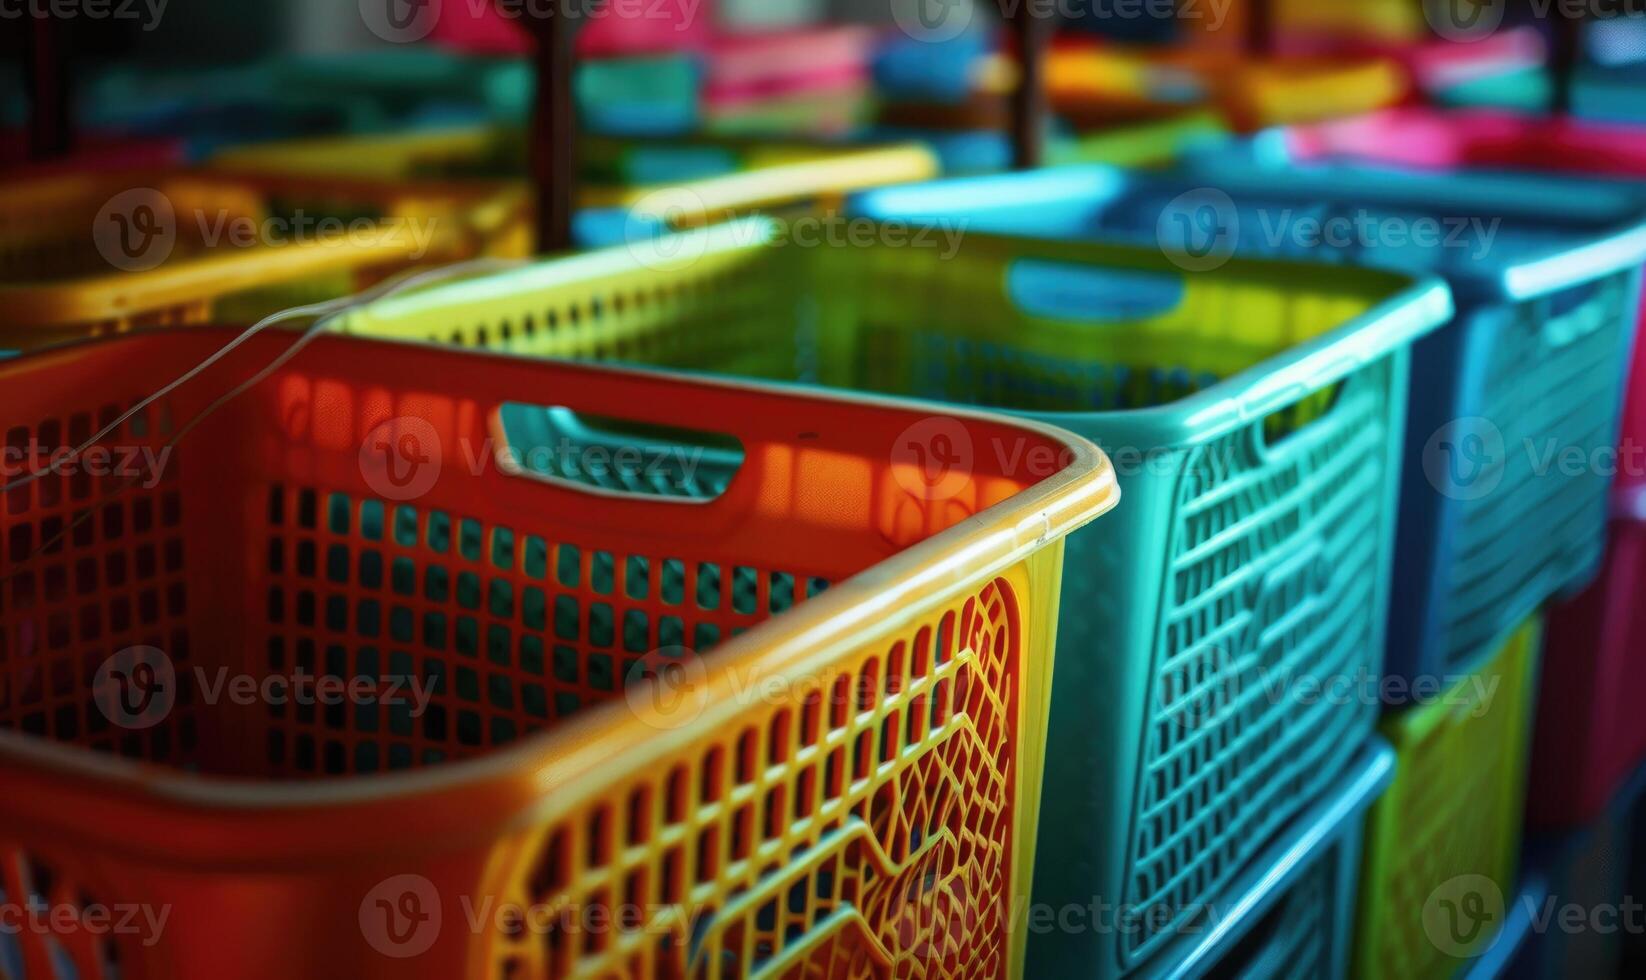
1002,2 -> 1048,169
24,10 -> 73,160
1244,0 -> 1273,55
513,4 -> 600,254
1549,5 -> 1584,116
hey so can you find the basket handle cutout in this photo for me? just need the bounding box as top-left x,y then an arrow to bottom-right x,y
495,403 -> 746,501
1250,378 -> 1351,462
1005,259 -> 1185,323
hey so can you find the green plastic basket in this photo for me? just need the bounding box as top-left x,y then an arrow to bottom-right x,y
1354,615 -> 1542,979
338,218 -> 1452,976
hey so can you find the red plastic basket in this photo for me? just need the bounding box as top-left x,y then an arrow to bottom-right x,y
1532,512 -> 1646,827
0,327 -> 1116,979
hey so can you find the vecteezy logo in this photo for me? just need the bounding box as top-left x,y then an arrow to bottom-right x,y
93,646 -> 177,730
624,647 -> 710,731
1423,874 -> 1505,958
1423,0 -> 1506,43
891,417 -> 975,503
624,186 -> 712,273
1422,417 -> 1505,502
360,417 -> 444,503
361,0 -> 440,43
1157,189 -> 1238,272
890,0 -> 975,44
93,189 -> 177,273
360,874 -> 442,958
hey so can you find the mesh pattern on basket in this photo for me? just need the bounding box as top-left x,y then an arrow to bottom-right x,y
1438,275 -> 1629,669
484,580 -> 1022,978
0,403 -> 194,763
1359,620 -> 1538,979
1122,363 -> 1387,959
1263,859 -> 1333,980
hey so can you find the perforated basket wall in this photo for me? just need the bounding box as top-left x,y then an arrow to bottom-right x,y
1353,617 -> 1540,980
853,165 -> 1645,682
338,221 -> 1449,976
0,330 -> 1116,980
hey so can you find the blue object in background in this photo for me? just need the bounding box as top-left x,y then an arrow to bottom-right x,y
872,22 -> 992,103
855,162 -> 1646,690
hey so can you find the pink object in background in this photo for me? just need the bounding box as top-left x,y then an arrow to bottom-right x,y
703,26 -> 873,108
430,0 -> 713,56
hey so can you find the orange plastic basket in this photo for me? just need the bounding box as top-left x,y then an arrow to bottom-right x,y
0,171 -> 500,352
0,328 -> 1118,979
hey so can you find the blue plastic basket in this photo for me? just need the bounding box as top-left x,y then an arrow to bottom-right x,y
856,164 -> 1646,683
1132,738 -> 1393,980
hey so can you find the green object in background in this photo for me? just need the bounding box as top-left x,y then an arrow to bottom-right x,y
1432,66 -> 1553,113
1051,109 -> 1228,167
338,217 -> 1453,979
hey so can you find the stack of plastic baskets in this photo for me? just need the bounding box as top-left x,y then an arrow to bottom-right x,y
337,215 -> 1453,976
0,327 -> 1119,979
1356,616 -> 1542,977
0,171 -> 477,353
853,163 -> 1646,687
1285,108 -> 1646,826
1047,43 -> 1406,132
206,125 -> 940,250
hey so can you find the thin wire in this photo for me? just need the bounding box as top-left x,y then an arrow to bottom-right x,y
0,257 -> 525,584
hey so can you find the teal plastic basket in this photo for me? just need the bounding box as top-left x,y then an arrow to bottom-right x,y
854,164 -> 1646,684
1134,738 -> 1393,980
337,218 -> 1452,977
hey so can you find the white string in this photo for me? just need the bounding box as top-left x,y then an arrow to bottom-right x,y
1,257 -> 522,496
0,256 -> 525,579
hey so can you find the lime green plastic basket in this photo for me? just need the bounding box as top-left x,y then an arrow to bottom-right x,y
1354,616 -> 1542,979
337,218 -> 1452,976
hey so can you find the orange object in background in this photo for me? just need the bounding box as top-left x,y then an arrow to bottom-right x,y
0,329 -> 1117,979
1049,41 -> 1406,132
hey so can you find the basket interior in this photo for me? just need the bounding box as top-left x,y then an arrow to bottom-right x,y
352,230 -> 1389,426
0,334 -> 1048,782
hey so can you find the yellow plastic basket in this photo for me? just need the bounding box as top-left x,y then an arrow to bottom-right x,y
207,126 -> 941,247
0,171 -> 480,352
1354,617 -> 1542,979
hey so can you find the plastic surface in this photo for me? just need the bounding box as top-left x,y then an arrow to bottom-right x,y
0,171 -> 474,350
855,163 -> 1646,682
0,327 -> 1118,980
208,127 -> 937,250
1355,616 -> 1541,980
1048,44 -> 1406,132
339,216 -> 1451,977
1132,739 -> 1393,980
1286,107 -> 1646,505
1533,515 -> 1646,827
